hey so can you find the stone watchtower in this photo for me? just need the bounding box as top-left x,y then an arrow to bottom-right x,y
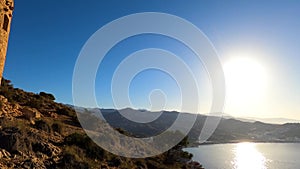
0,0 -> 13,84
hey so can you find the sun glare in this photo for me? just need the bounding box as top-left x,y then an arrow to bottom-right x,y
233,142 -> 267,169
224,57 -> 268,107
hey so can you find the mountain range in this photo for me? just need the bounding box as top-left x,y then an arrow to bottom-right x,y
76,107 -> 300,145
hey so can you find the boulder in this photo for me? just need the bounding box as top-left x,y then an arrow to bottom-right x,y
0,127 -> 30,153
0,95 -> 8,104
0,149 -> 11,159
32,142 -> 61,157
21,107 -> 42,120
21,157 -> 46,169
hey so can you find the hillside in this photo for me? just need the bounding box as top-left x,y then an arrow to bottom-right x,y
0,78 -> 203,169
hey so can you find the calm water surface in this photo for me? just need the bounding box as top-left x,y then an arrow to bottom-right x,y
185,143 -> 300,169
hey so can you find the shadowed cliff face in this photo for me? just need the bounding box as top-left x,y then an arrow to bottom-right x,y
0,78 -> 203,169
0,0 -> 14,84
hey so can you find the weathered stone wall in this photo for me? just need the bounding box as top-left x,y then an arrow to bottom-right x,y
0,0 -> 13,84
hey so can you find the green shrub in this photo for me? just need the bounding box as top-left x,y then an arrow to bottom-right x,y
107,156 -> 121,167
57,107 -> 76,118
25,98 -> 43,109
34,120 -> 51,133
0,78 -> 15,102
60,148 -> 89,169
181,151 -> 193,159
51,121 -> 64,134
39,92 -> 55,100
65,133 -> 104,160
1,78 -> 13,88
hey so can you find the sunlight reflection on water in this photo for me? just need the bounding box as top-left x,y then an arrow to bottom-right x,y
232,142 -> 267,169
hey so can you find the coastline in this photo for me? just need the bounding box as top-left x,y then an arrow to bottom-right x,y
188,140 -> 300,147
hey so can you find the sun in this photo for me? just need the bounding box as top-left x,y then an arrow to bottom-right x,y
223,57 -> 268,108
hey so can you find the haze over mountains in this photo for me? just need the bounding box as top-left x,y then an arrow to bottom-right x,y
74,107 -> 300,145
222,114 -> 300,124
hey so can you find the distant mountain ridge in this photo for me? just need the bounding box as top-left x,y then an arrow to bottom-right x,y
74,107 -> 300,145
233,117 -> 300,124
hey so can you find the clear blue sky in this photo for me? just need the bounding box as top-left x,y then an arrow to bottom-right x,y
4,1 -> 300,119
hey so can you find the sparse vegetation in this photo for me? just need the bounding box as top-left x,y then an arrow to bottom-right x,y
34,120 -> 51,133
51,121 -> 64,134
60,146 -> 89,169
57,107 -> 77,118
39,91 -> 55,101
0,78 -> 15,102
65,132 -> 105,160
0,79 -> 199,168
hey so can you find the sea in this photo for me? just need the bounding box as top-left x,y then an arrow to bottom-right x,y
185,143 -> 300,169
